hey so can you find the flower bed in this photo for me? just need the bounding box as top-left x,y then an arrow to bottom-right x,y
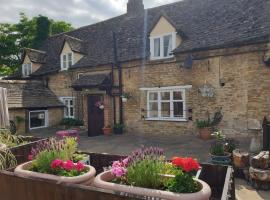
94,147 -> 211,200
14,137 -> 96,185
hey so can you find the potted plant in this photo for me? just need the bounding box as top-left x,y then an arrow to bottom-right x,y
94,146 -> 211,200
15,137 -> 96,185
196,120 -> 212,140
210,131 -> 232,165
121,93 -> 131,103
102,126 -> 112,136
59,118 -> 84,130
113,123 -> 124,135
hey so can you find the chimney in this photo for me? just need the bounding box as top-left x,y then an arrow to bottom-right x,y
127,0 -> 144,16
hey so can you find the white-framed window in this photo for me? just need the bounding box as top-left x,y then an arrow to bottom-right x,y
60,97 -> 75,118
61,52 -> 73,70
140,86 -> 192,121
29,110 -> 48,130
150,32 -> 176,60
22,63 -> 32,77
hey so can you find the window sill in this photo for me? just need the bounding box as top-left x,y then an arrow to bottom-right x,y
29,125 -> 48,130
145,118 -> 188,122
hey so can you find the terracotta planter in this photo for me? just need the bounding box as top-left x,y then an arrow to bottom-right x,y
198,128 -> 212,140
94,171 -> 211,200
102,127 -> 112,135
14,161 -> 96,185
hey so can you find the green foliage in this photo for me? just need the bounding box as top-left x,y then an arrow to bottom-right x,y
60,118 -> 84,127
51,21 -> 74,35
32,137 -> 78,173
0,13 -> 73,76
72,153 -> 88,163
126,159 -> 164,189
167,173 -> 200,193
32,15 -> 51,49
113,123 -> 124,129
196,120 -> 211,128
0,147 -> 17,170
0,129 -> 25,147
210,142 -> 225,156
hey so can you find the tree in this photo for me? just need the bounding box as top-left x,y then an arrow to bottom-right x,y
51,21 -> 74,35
0,13 -> 74,77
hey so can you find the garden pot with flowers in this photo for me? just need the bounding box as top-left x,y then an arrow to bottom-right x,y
94,146 -> 211,200
15,137 -> 96,185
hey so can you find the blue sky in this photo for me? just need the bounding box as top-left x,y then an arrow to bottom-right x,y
0,0 -> 180,28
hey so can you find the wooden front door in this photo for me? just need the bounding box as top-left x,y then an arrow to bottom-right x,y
88,95 -> 104,137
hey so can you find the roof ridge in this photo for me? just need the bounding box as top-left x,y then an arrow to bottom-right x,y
25,48 -> 46,54
63,34 -> 83,42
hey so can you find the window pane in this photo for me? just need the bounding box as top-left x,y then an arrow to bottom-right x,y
173,91 -> 182,100
174,102 -> 183,117
164,35 -> 172,57
30,111 -> 46,128
70,100 -> 73,106
70,107 -> 74,117
68,53 -> 72,67
154,38 -> 160,57
161,102 -> 170,117
64,107 -> 68,117
149,102 -> 158,118
149,92 -> 158,101
161,92 -> 170,101
27,64 -> 32,75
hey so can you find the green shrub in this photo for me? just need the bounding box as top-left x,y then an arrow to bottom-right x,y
59,118 -> 84,127
0,129 -> 25,147
0,147 -> 17,170
126,159 -> 164,189
167,173 -> 200,193
196,120 -> 211,128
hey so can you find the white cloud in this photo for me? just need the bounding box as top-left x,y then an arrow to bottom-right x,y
0,0 -> 180,27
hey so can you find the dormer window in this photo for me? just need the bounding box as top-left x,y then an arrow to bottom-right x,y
22,63 -> 32,77
61,52 -> 73,70
150,33 -> 176,60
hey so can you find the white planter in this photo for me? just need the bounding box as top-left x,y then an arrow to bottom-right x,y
94,171 -> 211,200
15,161 -> 96,185
122,97 -> 128,103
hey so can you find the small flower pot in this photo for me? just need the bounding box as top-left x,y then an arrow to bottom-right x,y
198,127 -> 212,140
102,127 -> 112,136
14,161 -> 96,185
94,171 -> 211,200
114,127 -> 123,135
210,153 -> 232,165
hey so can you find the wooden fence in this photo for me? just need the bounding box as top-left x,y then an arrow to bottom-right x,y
0,150 -> 235,200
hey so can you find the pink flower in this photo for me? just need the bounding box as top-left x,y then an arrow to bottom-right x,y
28,154 -> 33,161
51,159 -> 63,170
76,162 -> 85,172
111,160 -> 127,178
122,158 -> 129,167
63,160 -> 75,171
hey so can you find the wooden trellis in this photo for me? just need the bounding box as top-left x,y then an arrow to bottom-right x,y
0,87 -> 9,128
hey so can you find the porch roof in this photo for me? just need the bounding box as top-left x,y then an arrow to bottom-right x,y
72,73 -> 111,90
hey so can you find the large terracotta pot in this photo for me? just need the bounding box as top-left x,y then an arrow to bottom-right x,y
198,128 -> 212,140
14,161 -> 96,185
102,127 -> 112,135
93,171 -> 211,200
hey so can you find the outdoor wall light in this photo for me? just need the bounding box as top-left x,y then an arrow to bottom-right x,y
263,54 -> 270,67
219,78 -> 226,87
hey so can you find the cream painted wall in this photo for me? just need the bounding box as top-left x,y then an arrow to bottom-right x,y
150,16 -> 182,47
61,42 -> 84,63
23,55 -> 41,74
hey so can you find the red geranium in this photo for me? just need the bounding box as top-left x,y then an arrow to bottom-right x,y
51,159 -> 64,170
172,157 -> 200,172
75,162 -> 85,171
63,160 -> 75,171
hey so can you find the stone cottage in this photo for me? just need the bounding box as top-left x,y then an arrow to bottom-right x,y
3,0 -> 270,136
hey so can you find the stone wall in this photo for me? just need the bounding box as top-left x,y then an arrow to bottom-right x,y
48,108 -> 64,127
44,43 -> 270,136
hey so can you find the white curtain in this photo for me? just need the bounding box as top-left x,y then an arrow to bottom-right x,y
0,87 -> 10,128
